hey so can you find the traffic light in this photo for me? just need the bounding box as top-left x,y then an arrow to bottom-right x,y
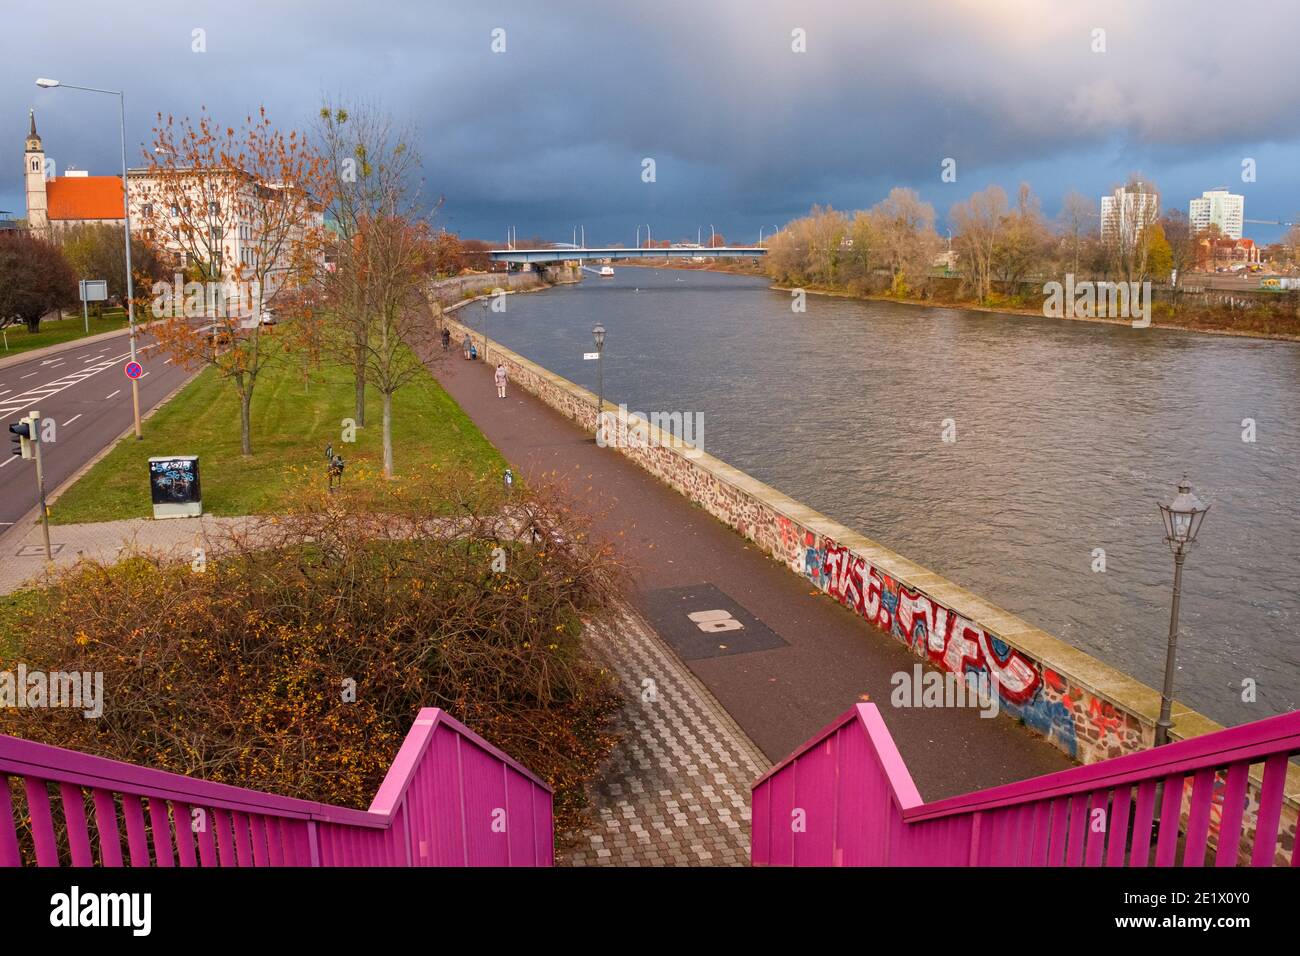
8,413 -> 37,460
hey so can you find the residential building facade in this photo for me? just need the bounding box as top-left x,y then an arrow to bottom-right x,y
1189,188 -> 1244,241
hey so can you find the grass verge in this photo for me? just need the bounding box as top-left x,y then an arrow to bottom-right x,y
0,309 -> 129,357
51,352 -> 504,523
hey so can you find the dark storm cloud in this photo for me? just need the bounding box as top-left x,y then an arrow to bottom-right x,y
4,0 -> 1300,243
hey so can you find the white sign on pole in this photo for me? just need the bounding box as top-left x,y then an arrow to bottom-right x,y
79,279 -> 108,302
583,352 -> 600,360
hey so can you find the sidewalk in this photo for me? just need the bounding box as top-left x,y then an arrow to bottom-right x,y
429,349 -> 1076,801
561,604 -> 767,866
0,515 -> 253,595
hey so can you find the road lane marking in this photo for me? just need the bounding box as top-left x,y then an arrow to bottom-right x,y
0,349 -> 134,418
0,458 -> 14,469
62,414 -> 82,426
0,390 -> 9,398
106,389 -> 121,399
19,371 -> 38,379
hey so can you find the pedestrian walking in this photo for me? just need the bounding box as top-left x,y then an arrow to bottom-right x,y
441,327 -> 450,351
462,334 -> 472,360
494,363 -> 508,398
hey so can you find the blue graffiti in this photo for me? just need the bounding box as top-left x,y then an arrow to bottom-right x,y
1003,687 -> 1079,759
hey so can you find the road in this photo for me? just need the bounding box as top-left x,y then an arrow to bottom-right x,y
0,329 -> 195,533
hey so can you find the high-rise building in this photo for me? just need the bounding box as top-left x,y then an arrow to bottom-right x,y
1189,188 -> 1244,241
1100,184 -> 1160,245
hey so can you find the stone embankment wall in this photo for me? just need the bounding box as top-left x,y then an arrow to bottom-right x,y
440,310 -> 1299,863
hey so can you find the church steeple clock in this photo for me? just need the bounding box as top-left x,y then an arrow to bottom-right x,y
25,110 -> 49,233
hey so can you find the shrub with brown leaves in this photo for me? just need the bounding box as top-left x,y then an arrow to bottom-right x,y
1,470 -> 625,837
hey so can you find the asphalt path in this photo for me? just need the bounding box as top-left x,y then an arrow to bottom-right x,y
427,344 -> 1075,801
0,328 -> 195,533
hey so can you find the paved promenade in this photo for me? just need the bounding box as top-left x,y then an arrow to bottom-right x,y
560,604 -> 767,866
0,514 -> 254,595
430,347 -> 1076,801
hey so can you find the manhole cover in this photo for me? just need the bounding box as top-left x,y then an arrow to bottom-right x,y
641,583 -> 788,661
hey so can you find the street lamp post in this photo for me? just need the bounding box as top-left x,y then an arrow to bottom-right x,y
36,77 -> 141,440
592,323 -> 606,433
1154,477 -> 1210,747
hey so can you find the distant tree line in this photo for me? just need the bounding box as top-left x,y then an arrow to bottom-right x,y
764,177 -> 1299,307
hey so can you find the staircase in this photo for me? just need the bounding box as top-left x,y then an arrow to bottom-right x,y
752,704 -> 1299,866
1,708 -> 553,867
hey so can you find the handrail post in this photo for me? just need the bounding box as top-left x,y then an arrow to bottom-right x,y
307,820 -> 320,867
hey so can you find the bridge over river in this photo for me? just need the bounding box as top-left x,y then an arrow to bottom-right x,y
489,246 -> 766,266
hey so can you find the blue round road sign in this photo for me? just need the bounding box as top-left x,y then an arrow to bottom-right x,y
125,361 -> 143,379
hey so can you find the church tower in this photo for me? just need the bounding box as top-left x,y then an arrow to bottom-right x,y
24,110 -> 49,233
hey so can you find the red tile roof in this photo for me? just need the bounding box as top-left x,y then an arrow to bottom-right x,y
46,176 -> 125,221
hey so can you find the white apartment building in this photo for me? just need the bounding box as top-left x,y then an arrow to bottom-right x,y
1100,184 -> 1160,245
1188,188 -> 1244,240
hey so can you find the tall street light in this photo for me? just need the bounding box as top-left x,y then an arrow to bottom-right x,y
592,323 -> 606,434
1154,476 -> 1210,747
37,77 -> 141,439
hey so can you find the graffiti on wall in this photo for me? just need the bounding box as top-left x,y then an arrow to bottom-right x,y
808,534 -> 1039,700
797,531 -> 1091,756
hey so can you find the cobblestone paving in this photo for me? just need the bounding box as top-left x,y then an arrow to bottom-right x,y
559,604 -> 770,867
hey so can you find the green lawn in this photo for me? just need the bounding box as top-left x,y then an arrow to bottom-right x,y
51,353 -> 505,524
0,309 -> 130,356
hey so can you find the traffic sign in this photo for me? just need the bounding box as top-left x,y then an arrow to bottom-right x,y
79,279 -> 108,302
125,361 -> 143,379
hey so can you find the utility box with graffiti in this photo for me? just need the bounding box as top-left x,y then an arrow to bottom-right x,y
148,456 -> 202,518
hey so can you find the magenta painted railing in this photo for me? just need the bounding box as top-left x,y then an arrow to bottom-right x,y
752,704 -> 1300,867
0,708 -> 553,867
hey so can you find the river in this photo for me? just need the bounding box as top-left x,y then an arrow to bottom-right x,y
460,266 -> 1300,729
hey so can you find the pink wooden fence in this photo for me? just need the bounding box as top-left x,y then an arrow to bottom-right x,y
752,703 -> 1300,867
0,708 -> 553,867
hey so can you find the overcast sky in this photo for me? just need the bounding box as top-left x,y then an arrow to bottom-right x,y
4,0 -> 1300,244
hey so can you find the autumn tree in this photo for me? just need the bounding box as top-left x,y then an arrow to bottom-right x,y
993,183 -> 1052,290
1103,177 -> 1160,283
868,187 -> 941,295
1141,223 -> 1173,281
57,223 -> 168,310
429,229 -> 465,277
315,102 -> 435,478
137,107 -> 330,456
0,232 -> 77,332
1057,190 -> 1096,276
1158,211 -> 1197,300
315,102 -> 422,427
950,184 -> 1008,302
354,214 -> 436,477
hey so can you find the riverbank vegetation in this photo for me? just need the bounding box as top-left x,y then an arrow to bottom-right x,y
763,179 -> 1300,338
2,472 -> 625,841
